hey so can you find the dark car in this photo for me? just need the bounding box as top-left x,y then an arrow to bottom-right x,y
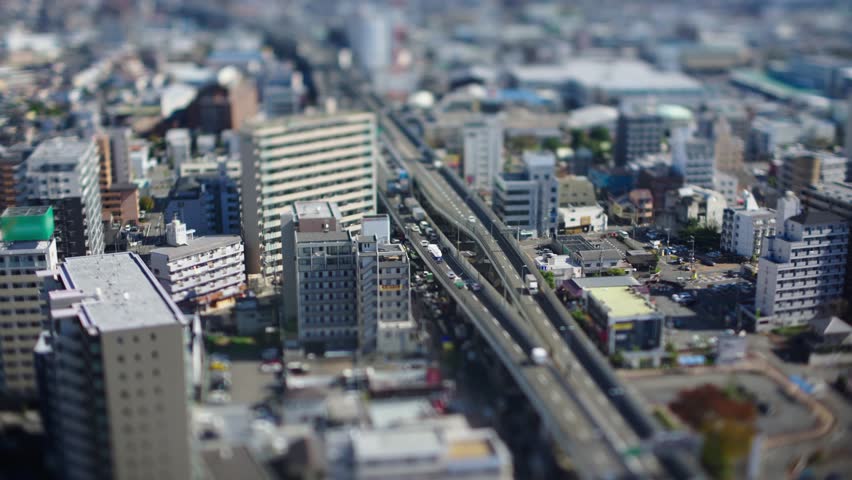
700,258 -> 716,266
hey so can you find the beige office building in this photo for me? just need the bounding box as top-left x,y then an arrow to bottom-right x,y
239,112 -> 377,276
35,253 -> 191,480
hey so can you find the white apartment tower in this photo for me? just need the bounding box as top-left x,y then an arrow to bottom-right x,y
240,112 -> 377,276
166,128 -> 192,171
35,253 -> 191,480
720,192 -> 777,259
756,202 -> 849,328
463,115 -> 504,194
0,206 -> 58,396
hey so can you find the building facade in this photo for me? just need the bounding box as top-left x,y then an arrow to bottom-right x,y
0,206 -> 58,397
493,151 -> 559,237
755,210 -> 849,329
779,149 -> 848,196
107,127 -> 133,184
22,137 -> 105,259
356,231 -> 416,355
166,128 -> 192,171
35,253 -> 191,480
671,128 -> 715,189
149,219 -> 246,313
281,202 -> 358,352
462,115 -> 503,193
721,206 -> 777,259
240,112 -> 377,276
586,286 -> 663,367
614,103 -> 664,166
165,167 -> 241,236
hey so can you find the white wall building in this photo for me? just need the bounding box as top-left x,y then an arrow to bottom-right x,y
239,112 -> 377,276
493,151 -> 559,237
129,138 -> 155,180
166,128 -> 192,171
463,115 -> 504,193
148,219 -> 245,312
755,206 -> 849,329
721,202 -> 777,259
35,253 -> 191,480
558,205 -> 608,234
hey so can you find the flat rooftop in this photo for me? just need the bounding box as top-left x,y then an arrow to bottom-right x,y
28,137 -> 92,166
150,235 -> 242,261
589,286 -> 654,317
510,58 -> 702,92
60,253 -> 185,332
296,231 -> 351,243
2,206 -> 51,217
295,201 -> 341,220
0,239 -> 53,255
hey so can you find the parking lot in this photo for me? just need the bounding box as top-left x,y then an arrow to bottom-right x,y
629,372 -> 817,437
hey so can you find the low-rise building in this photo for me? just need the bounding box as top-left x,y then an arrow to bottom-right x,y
101,182 -> 140,226
779,148 -> 848,197
557,205 -> 607,234
341,415 -> 513,480
534,253 -> 582,285
720,192 -> 777,259
587,286 -> 663,367
608,188 -> 654,226
149,218 -> 245,313
665,185 -> 727,230
0,206 -> 58,397
556,235 -> 623,275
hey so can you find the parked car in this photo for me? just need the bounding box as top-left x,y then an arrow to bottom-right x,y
420,240 -> 429,247
700,258 -> 716,266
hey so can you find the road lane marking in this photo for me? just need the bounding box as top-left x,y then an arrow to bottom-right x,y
550,390 -> 560,402
563,409 -> 576,422
537,372 -> 547,384
583,376 -> 593,387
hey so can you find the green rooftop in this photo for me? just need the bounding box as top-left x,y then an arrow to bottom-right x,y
1,206 -> 55,242
589,286 -> 654,317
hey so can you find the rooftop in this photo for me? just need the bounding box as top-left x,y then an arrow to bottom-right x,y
805,182 -> 852,204
0,239 -> 54,255
295,201 -> 341,220
28,137 -> 93,166
58,253 -> 186,332
150,235 -> 242,261
788,210 -> 845,226
589,286 -> 655,317
510,58 -> 702,93
570,276 -> 640,290
296,231 -> 352,243
0,206 -> 54,241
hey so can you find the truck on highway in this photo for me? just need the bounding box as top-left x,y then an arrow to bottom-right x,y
411,207 -> 426,221
525,274 -> 539,294
427,244 -> 442,262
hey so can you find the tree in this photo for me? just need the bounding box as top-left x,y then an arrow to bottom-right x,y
606,267 -> 626,276
700,418 -> 756,480
588,126 -> 611,143
541,270 -> 556,289
139,196 -> 155,212
542,137 -> 562,152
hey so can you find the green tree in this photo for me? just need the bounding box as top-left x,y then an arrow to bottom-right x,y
701,418 -> 756,480
542,137 -> 562,152
589,126 -> 611,143
606,267 -> 626,276
542,270 -> 556,289
139,196 -> 155,212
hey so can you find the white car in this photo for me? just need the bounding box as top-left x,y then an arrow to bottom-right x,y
208,390 -> 231,404
420,240 -> 429,247
447,271 -> 456,279
468,216 -> 476,223
411,226 -> 422,234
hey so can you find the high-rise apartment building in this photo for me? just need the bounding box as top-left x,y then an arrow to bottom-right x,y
281,201 -> 358,352
671,128 -> 715,189
0,144 -> 30,212
166,128 -> 192,171
96,131 -> 140,226
614,103 -> 664,166
755,196 -> 849,329
35,253 -> 191,480
463,115 -> 504,193
0,206 -> 58,397
149,218 -> 245,313
22,137 -> 105,259
107,127 -> 133,184
493,151 -> 559,237
240,112 -> 377,276
355,216 -> 416,355
261,62 -> 304,118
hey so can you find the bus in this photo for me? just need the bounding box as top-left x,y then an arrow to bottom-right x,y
427,244 -> 443,262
